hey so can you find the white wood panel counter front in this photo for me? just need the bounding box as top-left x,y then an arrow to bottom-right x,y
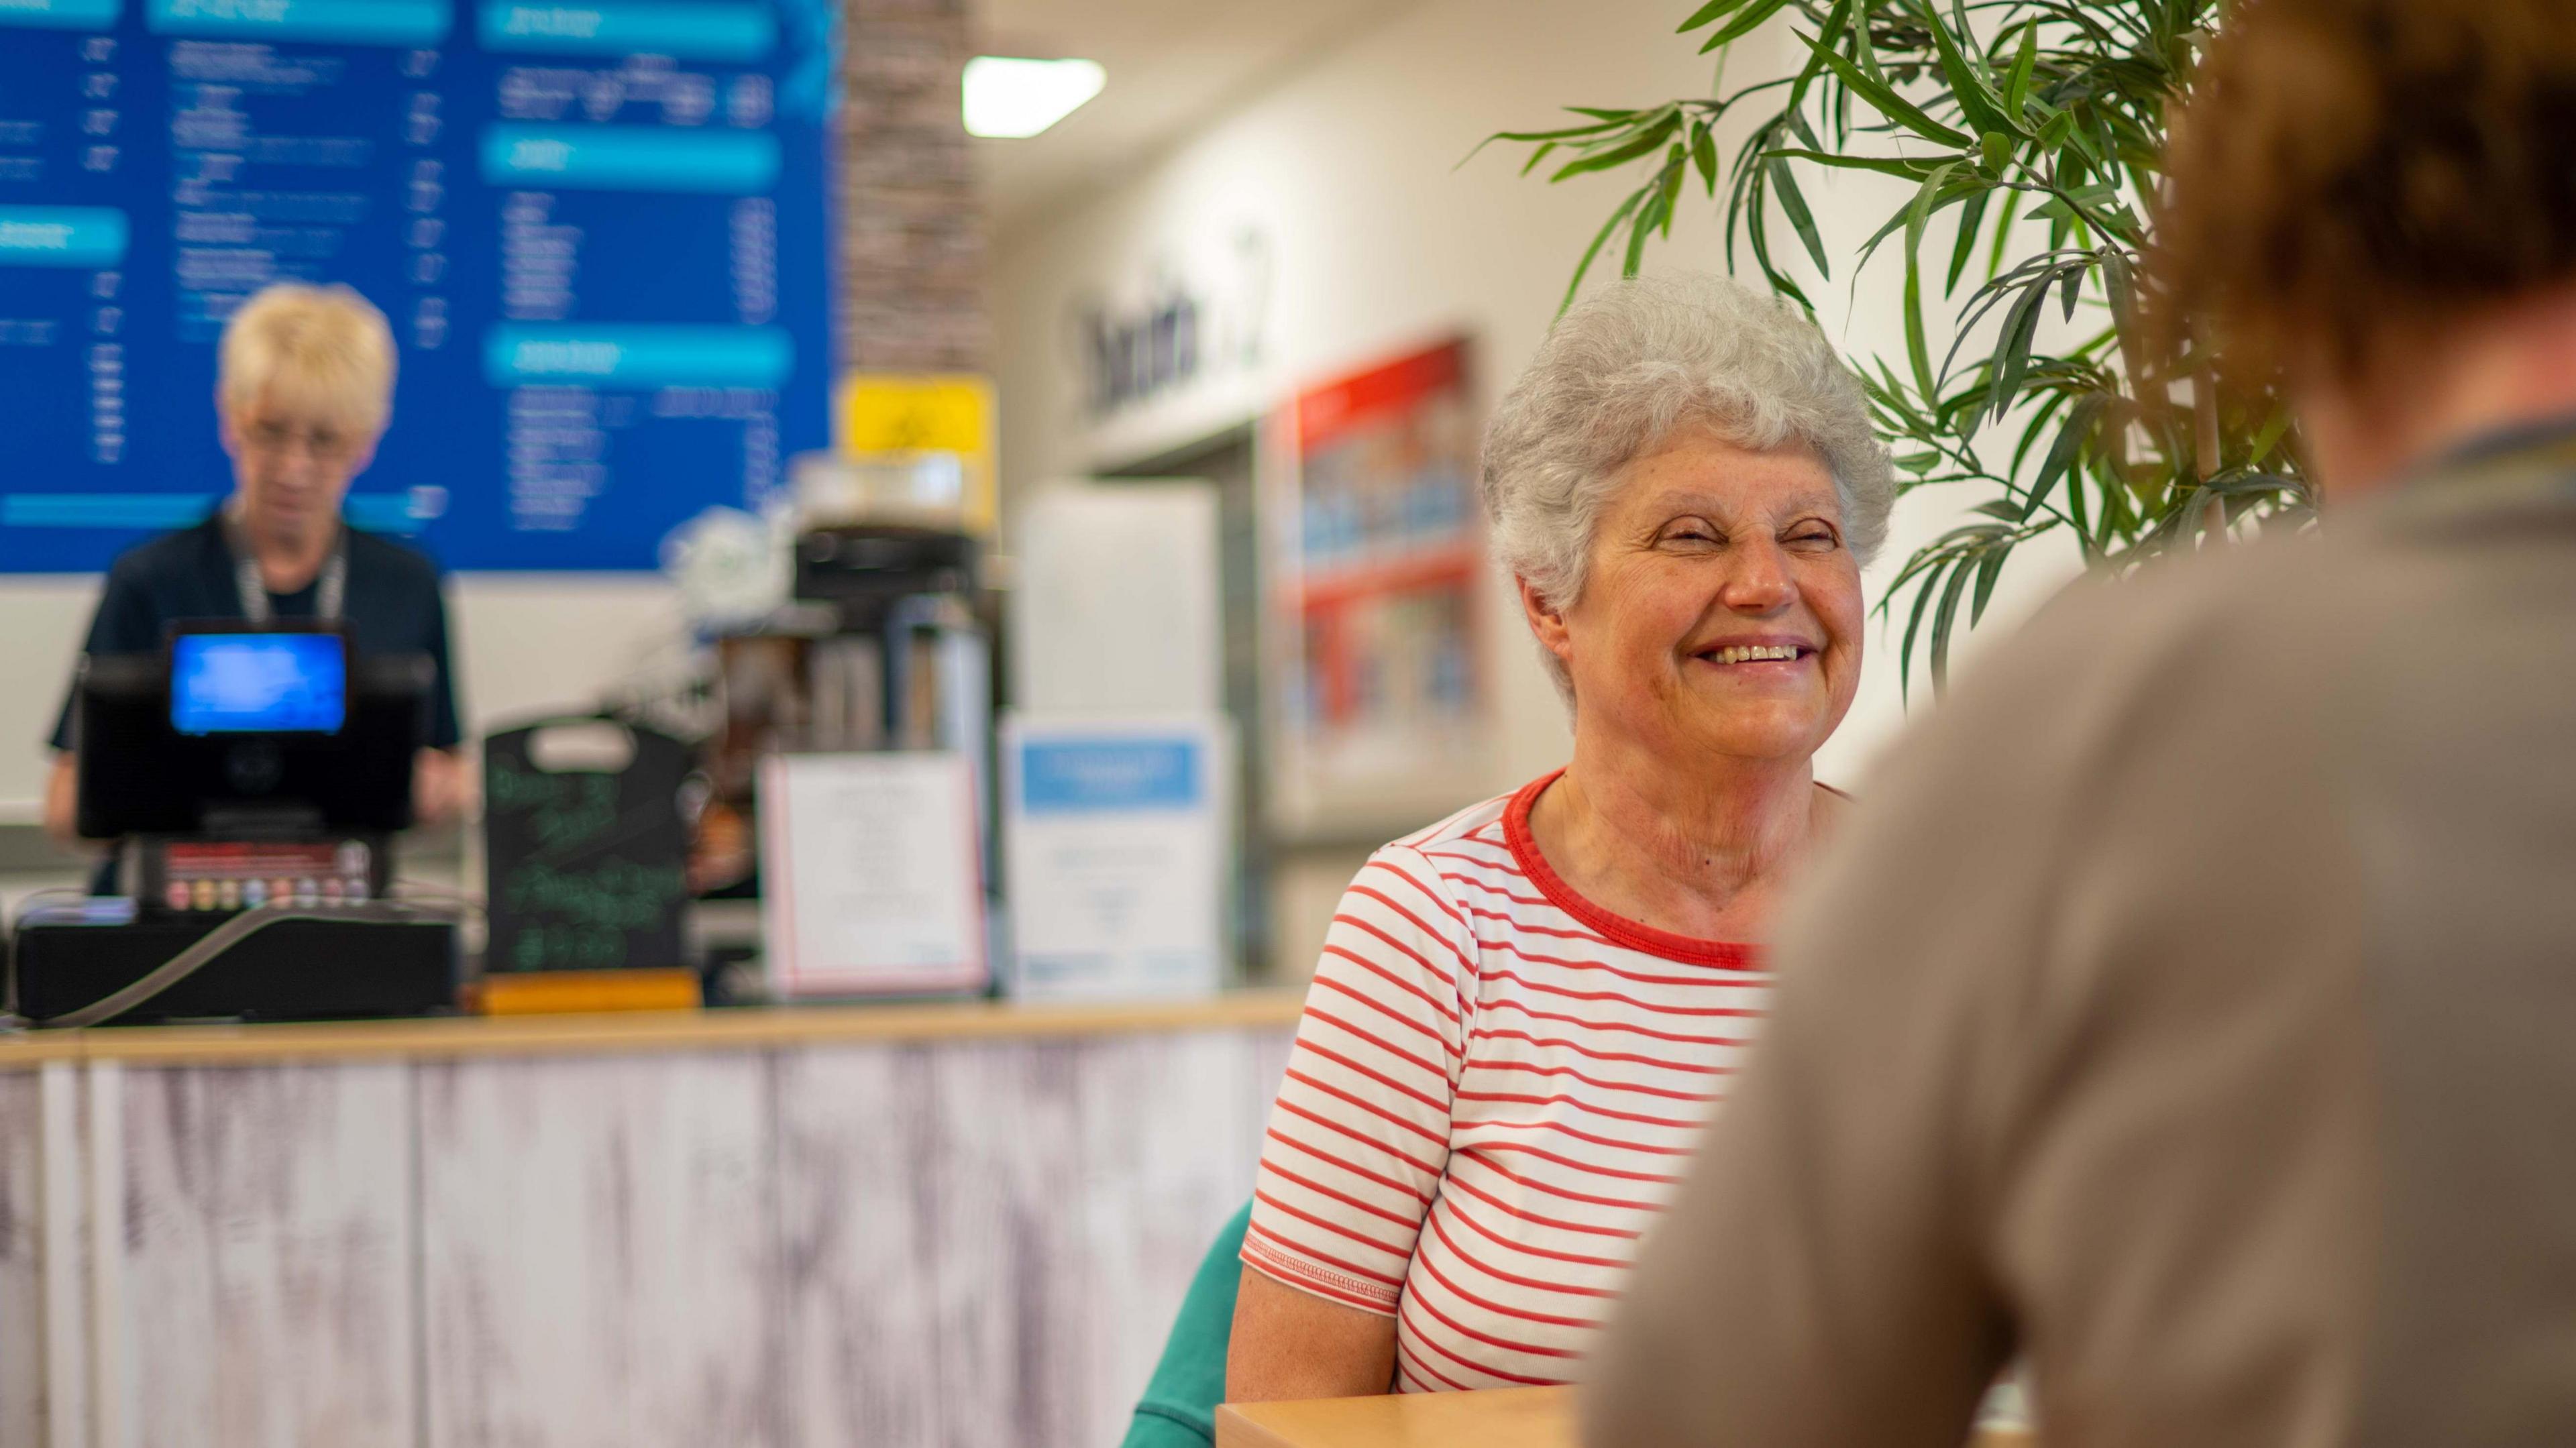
0,993 -> 1303,1448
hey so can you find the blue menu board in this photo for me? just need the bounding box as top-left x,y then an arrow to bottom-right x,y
0,0 -> 834,571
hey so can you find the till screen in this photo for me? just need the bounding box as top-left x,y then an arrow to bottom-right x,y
170,634 -> 347,735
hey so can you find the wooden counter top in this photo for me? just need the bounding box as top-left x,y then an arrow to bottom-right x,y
1218,1387 -> 1575,1448
0,989 -> 1303,1069
1215,1387 -> 2037,1448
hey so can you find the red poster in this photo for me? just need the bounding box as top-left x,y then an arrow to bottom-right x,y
1271,337 -> 1494,832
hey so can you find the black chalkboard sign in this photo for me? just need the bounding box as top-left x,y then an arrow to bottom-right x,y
482,719 -> 692,973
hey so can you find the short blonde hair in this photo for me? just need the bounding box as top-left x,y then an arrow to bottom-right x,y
218,282 -> 397,435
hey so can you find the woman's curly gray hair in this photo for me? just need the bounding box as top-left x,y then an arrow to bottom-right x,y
1481,273 -> 1894,634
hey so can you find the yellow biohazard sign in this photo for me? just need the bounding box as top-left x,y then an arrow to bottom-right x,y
835,374 -> 996,533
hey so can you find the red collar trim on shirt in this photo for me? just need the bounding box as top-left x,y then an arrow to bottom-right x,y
1501,769 -> 1766,970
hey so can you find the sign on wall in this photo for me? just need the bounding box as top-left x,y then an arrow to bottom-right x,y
1269,337 -> 1495,833
1073,223 -> 1271,423
0,0 -> 835,571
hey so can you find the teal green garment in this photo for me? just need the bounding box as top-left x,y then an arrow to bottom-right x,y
1124,1201 -> 1254,1448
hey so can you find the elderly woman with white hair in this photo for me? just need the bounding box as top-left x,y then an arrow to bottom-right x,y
1226,272 -> 1892,1401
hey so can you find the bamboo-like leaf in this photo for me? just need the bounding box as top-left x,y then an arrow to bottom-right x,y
1514,0 -> 2304,661
1549,117 -> 1679,181
1701,0 -> 1795,52
1986,267 -> 2053,420
1969,543 -> 2009,626
1658,145 -> 1687,238
1458,111 -> 1638,171
1985,185 -> 2023,280
2064,444 -> 2097,557
1928,549 -> 1977,693
1853,7 -> 1891,86
1626,184 -> 1666,275
1866,357 -> 1935,433
1856,170 -> 1986,273
1786,0 -> 1854,111
1678,0 -> 1758,32
1740,164 -> 1813,309
1799,35 -> 1974,149
2004,25 -> 2038,117
2026,393 -> 2103,517
1904,162 -> 1957,399
2007,386 -> 2073,478
1767,158 -> 1832,278
1915,0 -> 2017,137
1561,185 -> 1648,313
1488,118 -> 1634,142
1943,187 -> 1990,295
1765,146 -> 1943,182
1785,107 -> 1823,153
1898,558 -> 1942,699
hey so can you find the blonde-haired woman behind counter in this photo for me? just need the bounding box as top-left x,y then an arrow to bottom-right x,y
44,281 -> 470,845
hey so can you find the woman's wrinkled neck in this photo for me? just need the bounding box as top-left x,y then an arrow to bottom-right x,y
1534,726 -> 1823,940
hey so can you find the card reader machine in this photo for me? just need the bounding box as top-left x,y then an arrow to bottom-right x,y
8,620 -> 460,1025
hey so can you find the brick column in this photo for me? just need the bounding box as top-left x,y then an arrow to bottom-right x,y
836,0 -> 989,374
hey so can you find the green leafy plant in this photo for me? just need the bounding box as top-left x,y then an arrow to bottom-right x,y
1482,0 -> 2310,695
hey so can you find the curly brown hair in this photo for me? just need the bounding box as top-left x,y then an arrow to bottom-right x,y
2154,0 -> 2576,379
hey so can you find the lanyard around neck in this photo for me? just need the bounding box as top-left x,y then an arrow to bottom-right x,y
225,513 -> 347,624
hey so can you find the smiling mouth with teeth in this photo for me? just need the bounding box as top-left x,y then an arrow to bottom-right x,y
1703,645 -> 1809,665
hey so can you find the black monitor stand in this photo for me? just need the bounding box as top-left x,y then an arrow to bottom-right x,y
7,641 -> 461,1025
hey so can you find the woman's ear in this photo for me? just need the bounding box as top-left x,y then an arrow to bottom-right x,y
1518,577 -> 1573,671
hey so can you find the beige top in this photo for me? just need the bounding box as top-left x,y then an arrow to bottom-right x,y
1585,433 -> 2576,1448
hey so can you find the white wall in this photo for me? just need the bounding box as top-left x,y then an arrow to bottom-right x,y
991,0 -> 2084,801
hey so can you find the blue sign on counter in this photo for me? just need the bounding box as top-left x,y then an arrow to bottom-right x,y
0,0 -> 835,571
1018,738 -> 1205,814
1004,716 -> 1230,1002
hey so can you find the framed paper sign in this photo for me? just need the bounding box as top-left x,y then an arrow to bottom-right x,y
757,751 -> 987,997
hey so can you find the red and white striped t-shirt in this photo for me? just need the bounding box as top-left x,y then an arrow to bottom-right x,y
1242,770 -> 1774,1392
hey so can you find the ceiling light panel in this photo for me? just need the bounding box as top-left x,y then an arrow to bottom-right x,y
963,56 -> 1107,139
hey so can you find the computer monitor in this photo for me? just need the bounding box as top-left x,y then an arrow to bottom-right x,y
169,629 -> 348,735
72,622 -> 431,838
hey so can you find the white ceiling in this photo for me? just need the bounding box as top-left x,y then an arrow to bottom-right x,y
967,0 -> 1399,241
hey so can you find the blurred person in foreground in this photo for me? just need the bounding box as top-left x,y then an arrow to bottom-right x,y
1586,1 -> 2576,1445
1226,273 -> 1892,1400
43,281 -> 469,845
